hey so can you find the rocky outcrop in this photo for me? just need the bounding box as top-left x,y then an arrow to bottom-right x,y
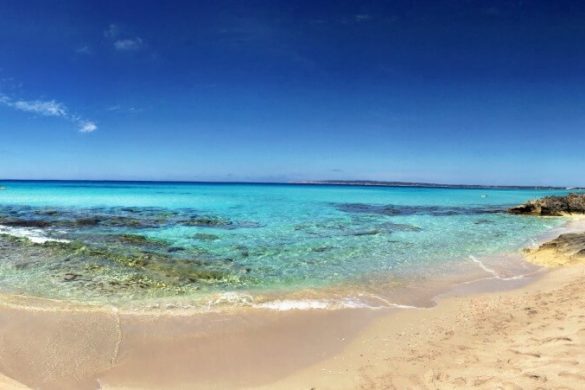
524,232 -> 585,266
509,193 -> 585,216
538,233 -> 585,255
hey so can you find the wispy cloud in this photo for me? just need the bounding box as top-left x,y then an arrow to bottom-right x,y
105,24 -> 145,51
76,45 -> 92,55
104,23 -> 120,39
0,94 -> 97,133
107,104 -> 143,113
113,37 -> 144,51
10,99 -> 67,117
354,14 -> 372,22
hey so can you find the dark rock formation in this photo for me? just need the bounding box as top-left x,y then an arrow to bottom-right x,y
335,203 -> 503,217
0,219 -> 51,228
509,193 -> 585,216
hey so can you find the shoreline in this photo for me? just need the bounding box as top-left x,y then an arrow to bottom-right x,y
259,262 -> 585,389
0,216 -> 571,314
0,219 -> 584,388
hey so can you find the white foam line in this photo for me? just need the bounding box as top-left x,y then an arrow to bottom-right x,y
468,255 -> 525,281
199,290 -> 424,312
252,297 -> 420,311
204,291 -> 254,311
0,225 -> 69,244
253,299 -> 340,311
358,293 -> 421,309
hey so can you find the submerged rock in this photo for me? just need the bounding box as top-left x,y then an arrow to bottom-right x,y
192,233 -> 220,241
377,222 -> 423,232
336,203 -> 403,216
352,229 -> 380,236
116,234 -> 169,247
182,215 -> 234,228
0,205 -> 261,234
311,246 -> 332,253
73,217 -> 103,226
509,193 -> 585,216
0,233 -> 250,298
63,273 -> 82,282
182,216 -> 261,229
0,218 -> 51,228
335,203 -> 503,217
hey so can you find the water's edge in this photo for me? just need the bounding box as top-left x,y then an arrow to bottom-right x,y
0,216 -> 581,315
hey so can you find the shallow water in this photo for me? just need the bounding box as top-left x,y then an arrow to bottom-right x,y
0,181 -> 575,309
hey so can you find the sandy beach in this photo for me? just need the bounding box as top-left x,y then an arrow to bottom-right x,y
0,220 -> 583,389
262,262 -> 585,389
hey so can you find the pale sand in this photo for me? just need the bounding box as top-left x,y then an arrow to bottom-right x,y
257,264 -> 585,389
0,374 -> 30,390
1,229 -> 585,389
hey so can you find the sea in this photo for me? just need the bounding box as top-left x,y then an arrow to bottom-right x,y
0,181 -> 575,311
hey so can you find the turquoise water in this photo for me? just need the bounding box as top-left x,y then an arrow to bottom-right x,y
0,181 -> 574,307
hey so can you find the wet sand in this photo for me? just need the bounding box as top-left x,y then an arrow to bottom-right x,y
0,295 -> 379,389
1,224 -> 585,389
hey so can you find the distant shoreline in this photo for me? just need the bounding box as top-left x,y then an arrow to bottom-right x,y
0,178 -> 581,191
297,180 -> 583,190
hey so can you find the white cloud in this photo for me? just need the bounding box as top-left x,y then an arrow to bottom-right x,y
113,37 -> 144,51
105,24 -> 145,51
79,120 -> 97,133
11,99 -> 67,117
76,45 -> 92,55
0,94 -> 97,134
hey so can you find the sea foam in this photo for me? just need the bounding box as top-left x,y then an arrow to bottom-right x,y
469,255 -> 525,281
0,225 -> 69,244
252,297 -> 418,311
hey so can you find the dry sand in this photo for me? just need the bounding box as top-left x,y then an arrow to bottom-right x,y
259,263 -> 585,389
1,229 -> 584,389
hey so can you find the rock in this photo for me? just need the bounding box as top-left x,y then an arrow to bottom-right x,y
525,232 -> 585,266
192,233 -> 220,241
353,229 -> 380,236
63,273 -> 82,282
509,193 -> 585,216
118,234 -> 150,244
182,216 -> 234,228
335,203 -> 503,216
378,222 -> 423,232
311,246 -> 331,253
73,217 -> 102,226
545,233 -> 585,253
0,219 -> 51,228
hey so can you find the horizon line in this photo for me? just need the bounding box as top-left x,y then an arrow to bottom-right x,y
0,178 -> 581,190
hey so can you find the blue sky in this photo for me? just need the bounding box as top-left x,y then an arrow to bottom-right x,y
1,1 -> 584,185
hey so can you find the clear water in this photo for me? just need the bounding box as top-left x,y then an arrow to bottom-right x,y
0,181 -> 574,308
